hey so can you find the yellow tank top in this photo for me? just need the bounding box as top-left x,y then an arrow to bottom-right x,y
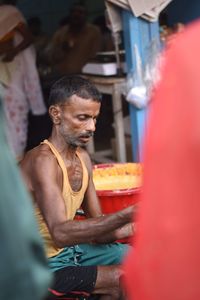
34,139 -> 89,258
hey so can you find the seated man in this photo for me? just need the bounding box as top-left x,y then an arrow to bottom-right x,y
20,75 -> 135,299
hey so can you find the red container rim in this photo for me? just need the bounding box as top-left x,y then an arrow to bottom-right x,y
96,187 -> 141,197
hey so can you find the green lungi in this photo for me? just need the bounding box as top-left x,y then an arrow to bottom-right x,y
48,243 -> 129,272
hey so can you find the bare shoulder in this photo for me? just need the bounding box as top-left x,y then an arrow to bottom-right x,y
20,144 -> 58,189
21,144 -> 55,168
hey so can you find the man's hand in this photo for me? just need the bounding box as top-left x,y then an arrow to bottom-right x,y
115,223 -> 135,240
91,205 -> 138,244
118,204 -> 138,223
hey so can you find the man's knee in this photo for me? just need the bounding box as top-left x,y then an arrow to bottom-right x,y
92,265 -> 123,299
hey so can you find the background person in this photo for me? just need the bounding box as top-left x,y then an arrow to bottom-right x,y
20,75 -> 135,299
0,0 -> 46,160
48,4 -> 102,75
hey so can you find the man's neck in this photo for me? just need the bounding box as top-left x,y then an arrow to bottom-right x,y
48,136 -> 76,156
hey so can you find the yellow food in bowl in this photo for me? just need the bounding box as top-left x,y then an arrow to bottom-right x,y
93,163 -> 142,191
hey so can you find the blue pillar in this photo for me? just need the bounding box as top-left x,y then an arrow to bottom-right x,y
122,10 -> 160,162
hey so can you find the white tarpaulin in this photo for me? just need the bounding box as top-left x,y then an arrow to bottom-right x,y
105,0 -> 173,27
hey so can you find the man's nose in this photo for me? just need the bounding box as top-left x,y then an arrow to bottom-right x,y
86,118 -> 96,132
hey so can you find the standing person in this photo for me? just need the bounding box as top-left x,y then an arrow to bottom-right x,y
0,0 -> 47,160
20,75 -> 135,299
124,20 -> 200,300
48,4 -> 102,75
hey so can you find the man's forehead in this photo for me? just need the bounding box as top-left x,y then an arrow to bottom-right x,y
59,95 -> 100,115
64,94 -> 98,106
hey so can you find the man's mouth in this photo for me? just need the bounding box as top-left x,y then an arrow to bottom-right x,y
79,135 -> 90,141
79,133 -> 93,143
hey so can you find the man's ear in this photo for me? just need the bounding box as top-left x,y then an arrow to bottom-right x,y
49,105 -> 61,125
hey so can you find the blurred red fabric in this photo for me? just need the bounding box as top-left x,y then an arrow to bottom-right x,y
123,20 -> 200,300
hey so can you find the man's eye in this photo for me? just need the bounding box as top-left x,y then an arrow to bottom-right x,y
78,116 -> 87,121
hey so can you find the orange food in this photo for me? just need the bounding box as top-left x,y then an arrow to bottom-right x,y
93,163 -> 142,191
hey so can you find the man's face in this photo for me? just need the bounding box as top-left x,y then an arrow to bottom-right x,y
58,95 -> 101,148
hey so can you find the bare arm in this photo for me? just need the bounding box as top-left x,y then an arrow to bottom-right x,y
53,206 -> 135,247
75,149 -> 136,244
28,150 -> 134,248
94,222 -> 136,244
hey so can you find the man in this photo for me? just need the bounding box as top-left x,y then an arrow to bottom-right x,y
20,75 -> 134,299
48,4 -> 102,74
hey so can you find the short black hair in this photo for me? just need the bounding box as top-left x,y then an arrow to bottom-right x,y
48,75 -> 102,107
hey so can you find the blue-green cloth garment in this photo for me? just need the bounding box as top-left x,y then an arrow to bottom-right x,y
48,243 -> 129,272
0,92 -> 51,300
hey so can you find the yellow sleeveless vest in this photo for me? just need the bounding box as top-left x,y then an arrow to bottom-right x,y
34,139 -> 89,258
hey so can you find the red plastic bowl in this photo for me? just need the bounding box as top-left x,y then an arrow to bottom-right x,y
97,186 -> 140,244
94,163 -> 141,214
97,187 -> 140,214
